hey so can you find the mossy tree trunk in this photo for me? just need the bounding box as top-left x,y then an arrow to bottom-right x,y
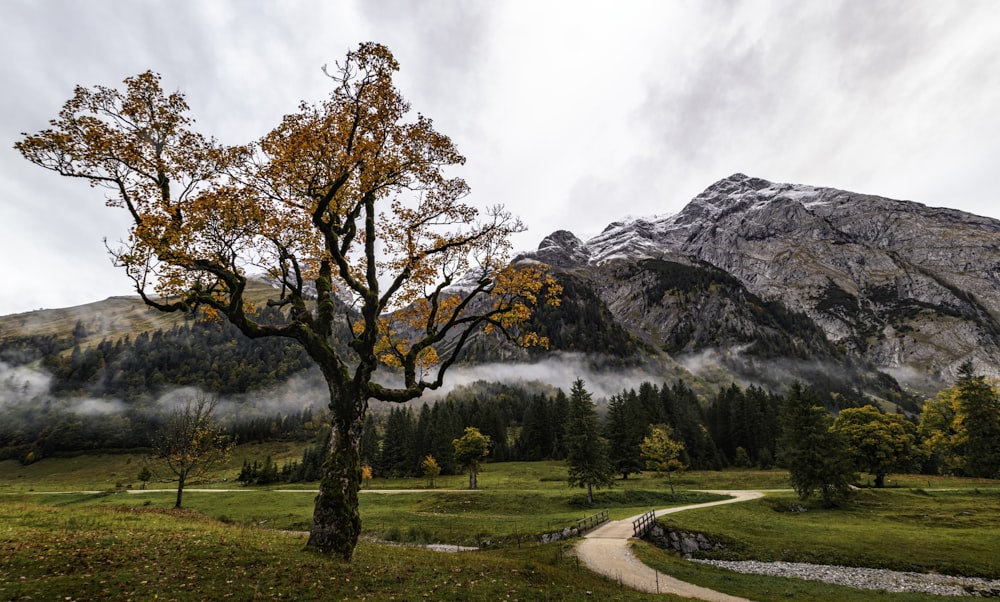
307,381 -> 366,561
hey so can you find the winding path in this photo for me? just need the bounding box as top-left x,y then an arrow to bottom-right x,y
576,490 -> 764,601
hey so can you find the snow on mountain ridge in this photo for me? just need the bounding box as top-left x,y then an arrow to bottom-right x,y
579,174 -> 795,264
527,172 -> 1000,273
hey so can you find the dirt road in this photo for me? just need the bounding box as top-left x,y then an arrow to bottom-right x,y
576,490 -> 764,601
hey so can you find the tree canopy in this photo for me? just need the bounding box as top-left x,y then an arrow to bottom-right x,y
640,423 -> 686,495
920,363 -> 1000,479
831,405 -> 918,488
453,426 -> 491,490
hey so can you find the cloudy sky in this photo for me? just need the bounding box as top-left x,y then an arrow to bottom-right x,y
1,0 -> 998,316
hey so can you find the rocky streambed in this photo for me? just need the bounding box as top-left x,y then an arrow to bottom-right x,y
647,526 -> 1000,597
692,560 -> 1000,597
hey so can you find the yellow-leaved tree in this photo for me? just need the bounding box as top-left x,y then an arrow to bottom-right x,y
16,42 -> 559,560
153,395 -> 233,509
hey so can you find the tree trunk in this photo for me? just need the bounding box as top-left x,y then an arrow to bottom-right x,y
874,473 -> 886,488
666,469 -> 675,496
175,472 -> 185,508
307,387 -> 364,561
586,483 -> 593,505
469,465 -> 478,490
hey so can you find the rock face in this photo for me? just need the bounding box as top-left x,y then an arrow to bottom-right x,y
645,525 -> 724,558
533,230 -> 591,268
520,174 -> 1000,390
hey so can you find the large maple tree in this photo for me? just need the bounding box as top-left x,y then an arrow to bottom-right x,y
17,42 -> 558,560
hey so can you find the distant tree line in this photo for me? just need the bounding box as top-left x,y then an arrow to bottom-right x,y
304,379 -> 770,481
238,443 -> 327,486
42,311 -> 316,400
0,402 -> 319,463
4,326 -> 998,485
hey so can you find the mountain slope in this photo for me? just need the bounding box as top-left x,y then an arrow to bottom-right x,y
3,174 -> 995,405
522,174 -> 1000,389
0,279 -> 287,356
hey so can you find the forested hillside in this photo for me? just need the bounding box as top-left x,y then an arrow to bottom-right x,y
43,312 -> 314,399
0,306 -> 328,459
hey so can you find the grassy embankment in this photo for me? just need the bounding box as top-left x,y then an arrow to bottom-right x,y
633,482 -> 1000,601
2,449 -> 999,600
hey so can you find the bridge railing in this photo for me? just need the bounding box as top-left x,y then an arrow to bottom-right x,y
632,509 -> 657,538
575,509 -> 609,533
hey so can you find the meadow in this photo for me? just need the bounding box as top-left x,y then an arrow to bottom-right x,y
2,447 -> 999,601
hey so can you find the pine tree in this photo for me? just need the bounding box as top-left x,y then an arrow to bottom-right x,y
605,393 -> 645,479
550,390 -> 570,459
955,362 -> 1000,478
359,416 -> 379,469
663,380 -> 720,470
517,394 -> 552,460
378,408 -> 414,478
778,382 -> 854,507
413,404 -> 435,474
430,401 -> 461,475
564,379 -> 613,504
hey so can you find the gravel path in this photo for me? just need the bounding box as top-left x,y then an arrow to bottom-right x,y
576,490 -> 763,601
577,490 -> 1000,599
693,560 -> 1000,597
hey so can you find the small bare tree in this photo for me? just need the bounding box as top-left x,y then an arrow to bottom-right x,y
153,396 -> 232,508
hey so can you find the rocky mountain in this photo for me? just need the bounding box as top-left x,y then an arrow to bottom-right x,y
3,174 -> 995,412
519,173 -> 1000,395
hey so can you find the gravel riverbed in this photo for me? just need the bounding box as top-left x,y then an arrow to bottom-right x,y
692,560 -> 1000,597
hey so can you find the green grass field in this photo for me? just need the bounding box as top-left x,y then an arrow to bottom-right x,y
658,487 -> 1000,578
3,450 -> 999,601
0,499 -> 670,601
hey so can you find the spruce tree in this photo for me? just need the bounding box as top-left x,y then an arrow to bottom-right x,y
778,382 -> 854,507
565,379 -> 614,504
517,394 -> 553,460
550,389 -> 570,459
605,393 -> 645,479
378,408 -> 414,477
956,362 -> 1000,478
359,416 -> 380,470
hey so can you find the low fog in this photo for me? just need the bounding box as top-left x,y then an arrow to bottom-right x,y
0,351 -> 673,434
2,341 -> 915,439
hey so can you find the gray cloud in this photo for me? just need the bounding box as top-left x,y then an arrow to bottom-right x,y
2,1 -> 999,315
